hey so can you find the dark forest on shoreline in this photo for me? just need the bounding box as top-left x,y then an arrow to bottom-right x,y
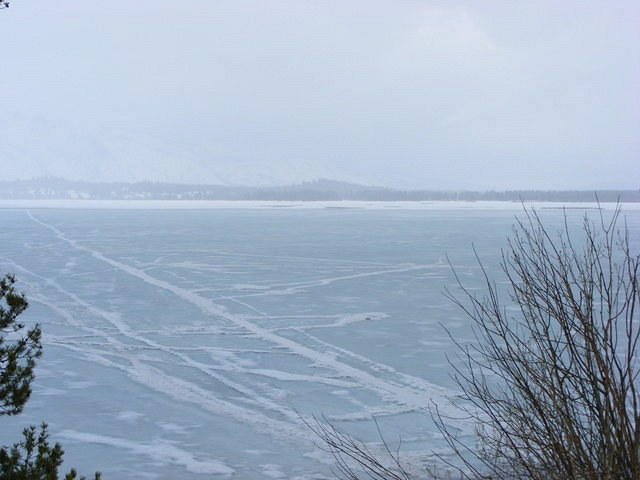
2,178 -> 638,202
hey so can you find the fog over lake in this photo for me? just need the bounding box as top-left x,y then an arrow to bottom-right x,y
1,1 -> 639,190
1,1 -> 638,479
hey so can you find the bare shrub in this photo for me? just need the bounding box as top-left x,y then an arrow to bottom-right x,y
313,207 -> 640,480
307,417 -> 413,480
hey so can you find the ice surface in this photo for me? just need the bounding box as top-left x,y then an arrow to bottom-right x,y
1,205 -> 638,479
1,199 -> 638,210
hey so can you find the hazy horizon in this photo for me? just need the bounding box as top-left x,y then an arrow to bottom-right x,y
2,175 -> 640,193
1,1 -> 639,190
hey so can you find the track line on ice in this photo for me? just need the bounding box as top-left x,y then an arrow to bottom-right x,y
191,249 -> 394,267
58,430 -> 235,476
50,341 -> 309,440
27,212 -> 458,416
219,264 -> 447,300
5,257 -> 311,437
296,330 -> 452,397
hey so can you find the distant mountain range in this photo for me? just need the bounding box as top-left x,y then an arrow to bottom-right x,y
0,178 -> 638,202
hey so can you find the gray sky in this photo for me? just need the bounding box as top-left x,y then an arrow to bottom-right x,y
1,0 -> 638,189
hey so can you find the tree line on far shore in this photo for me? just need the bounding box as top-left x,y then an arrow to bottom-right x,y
1,178 -> 638,202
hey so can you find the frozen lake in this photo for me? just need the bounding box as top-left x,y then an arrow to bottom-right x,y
1,203 -> 638,479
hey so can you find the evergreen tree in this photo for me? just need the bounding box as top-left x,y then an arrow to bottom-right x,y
0,274 -> 100,480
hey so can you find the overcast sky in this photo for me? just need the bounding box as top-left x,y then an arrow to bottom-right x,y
1,0 -> 638,189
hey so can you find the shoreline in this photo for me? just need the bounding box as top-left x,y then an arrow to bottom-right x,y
0,199 -> 638,211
